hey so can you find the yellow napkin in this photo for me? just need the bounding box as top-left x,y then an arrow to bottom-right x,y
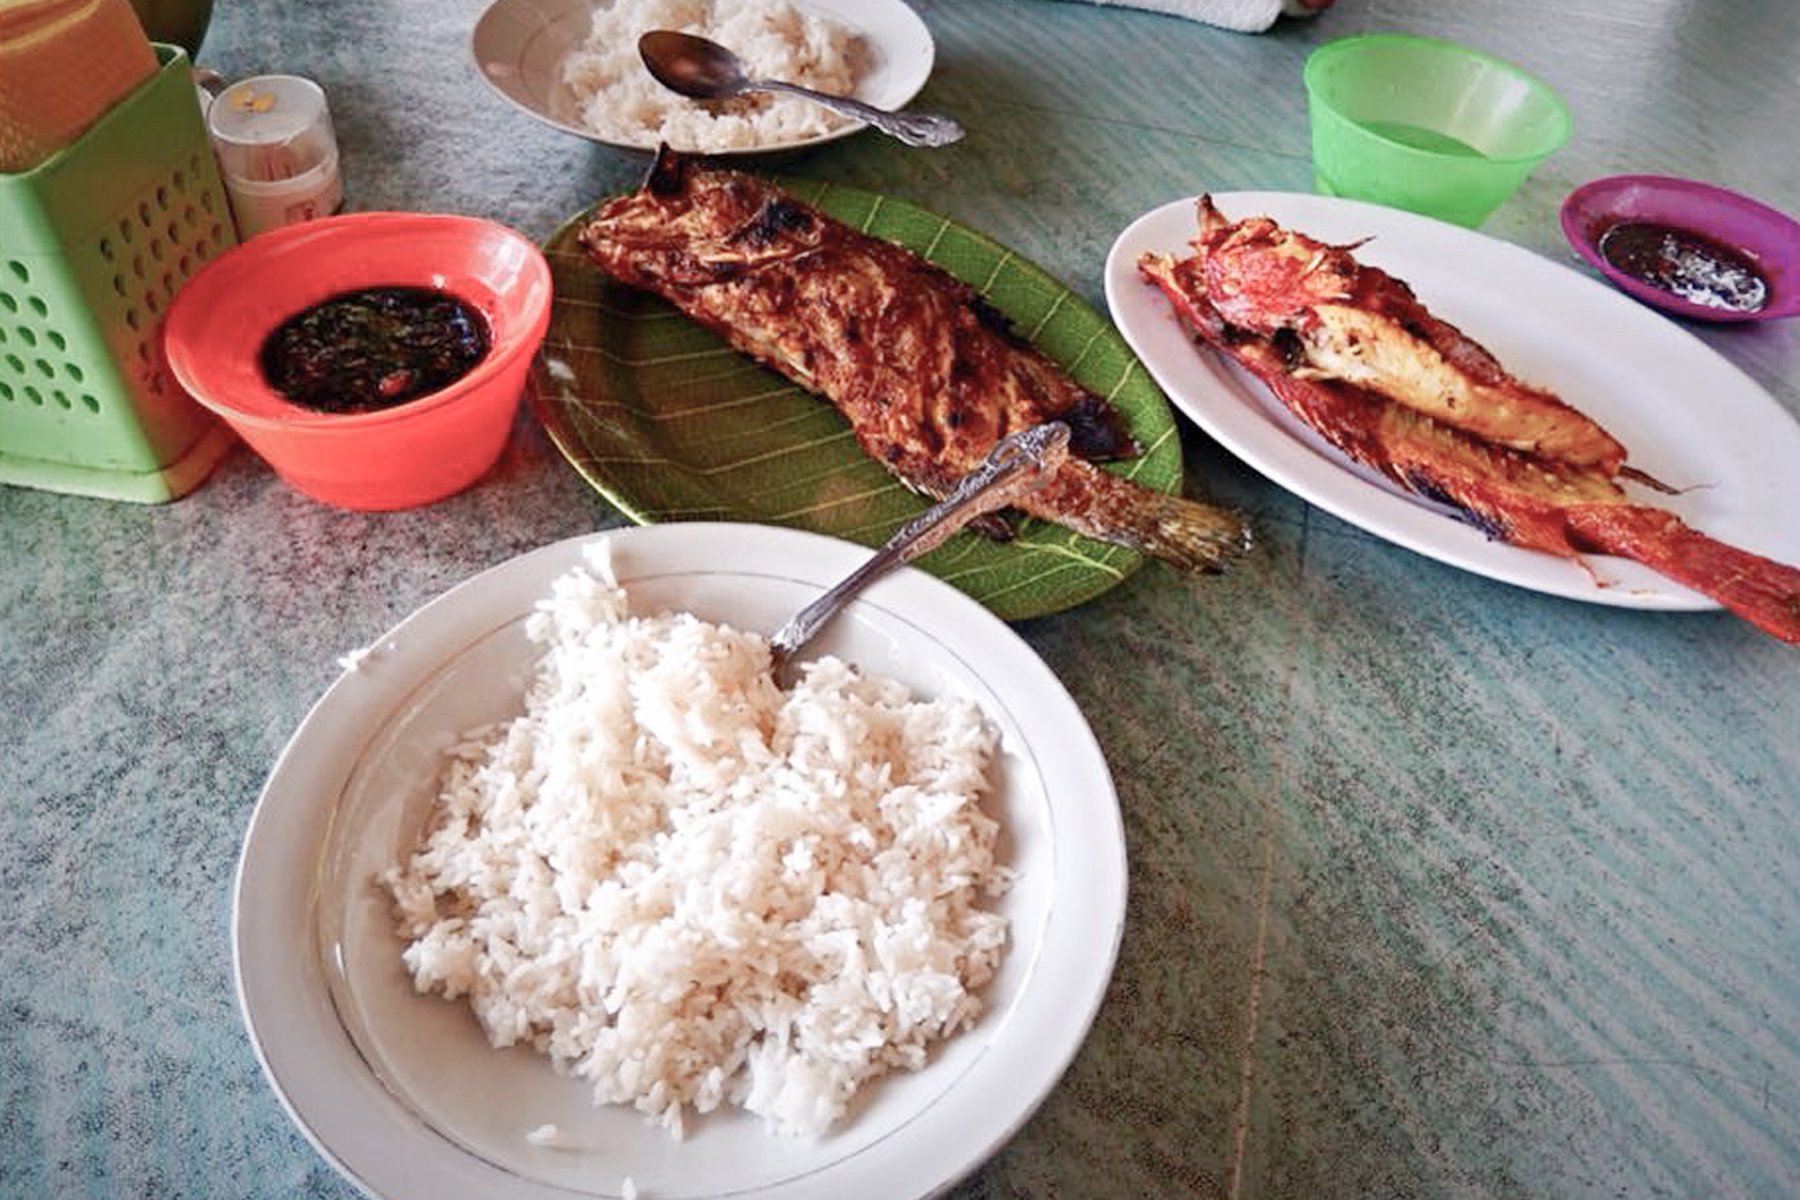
0,0 -> 159,173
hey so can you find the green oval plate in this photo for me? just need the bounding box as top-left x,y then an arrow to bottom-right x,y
530,180 -> 1186,622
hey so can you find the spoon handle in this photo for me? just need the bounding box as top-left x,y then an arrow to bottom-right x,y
768,422 -> 1071,670
755,78 -> 965,148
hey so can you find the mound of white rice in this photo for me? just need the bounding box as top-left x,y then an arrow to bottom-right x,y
560,0 -> 866,151
381,549 -> 1009,1139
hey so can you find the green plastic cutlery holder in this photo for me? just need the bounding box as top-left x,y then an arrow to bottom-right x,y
0,44 -> 239,502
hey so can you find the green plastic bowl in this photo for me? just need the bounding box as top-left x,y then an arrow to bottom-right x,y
1303,34 -> 1572,228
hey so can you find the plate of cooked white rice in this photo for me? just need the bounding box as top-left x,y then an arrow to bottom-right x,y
471,0 -> 938,155
233,522 -> 1126,1200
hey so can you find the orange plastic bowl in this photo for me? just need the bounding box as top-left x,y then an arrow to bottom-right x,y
163,212 -> 552,510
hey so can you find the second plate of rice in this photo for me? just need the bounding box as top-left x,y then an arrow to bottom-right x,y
233,522 -> 1127,1200
471,0 -> 938,155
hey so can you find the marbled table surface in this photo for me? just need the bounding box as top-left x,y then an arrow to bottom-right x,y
4,0 -> 1798,1197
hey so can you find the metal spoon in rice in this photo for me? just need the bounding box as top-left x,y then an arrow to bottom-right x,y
767,422 -> 1070,677
638,29 -> 966,148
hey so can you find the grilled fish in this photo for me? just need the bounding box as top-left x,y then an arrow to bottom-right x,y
579,148 -> 1251,572
1140,209 -> 1800,645
1183,195 -> 1629,476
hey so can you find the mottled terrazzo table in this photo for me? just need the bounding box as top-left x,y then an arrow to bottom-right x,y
5,1 -> 1799,1197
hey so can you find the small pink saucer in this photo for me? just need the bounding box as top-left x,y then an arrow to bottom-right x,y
1560,175 -> 1800,323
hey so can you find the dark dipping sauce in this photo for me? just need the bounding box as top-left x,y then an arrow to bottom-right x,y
1596,220 -> 1770,314
260,286 -> 491,413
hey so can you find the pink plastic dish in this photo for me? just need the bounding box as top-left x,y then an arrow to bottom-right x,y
1560,175 -> 1800,323
163,212 -> 552,510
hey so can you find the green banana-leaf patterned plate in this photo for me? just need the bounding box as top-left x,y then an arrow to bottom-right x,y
529,180 -> 1186,622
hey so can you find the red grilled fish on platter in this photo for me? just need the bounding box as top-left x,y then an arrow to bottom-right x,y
578,147 -> 1251,573
1138,198 -> 1800,645
1180,195 -> 1633,477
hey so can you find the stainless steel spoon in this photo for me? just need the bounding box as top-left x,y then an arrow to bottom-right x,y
638,29 -> 966,149
767,422 -> 1070,676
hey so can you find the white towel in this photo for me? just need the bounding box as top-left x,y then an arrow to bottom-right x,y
1065,0 -> 1329,34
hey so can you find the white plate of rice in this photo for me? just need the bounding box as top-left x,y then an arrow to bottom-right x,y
233,522 -> 1126,1200
471,0 -> 938,155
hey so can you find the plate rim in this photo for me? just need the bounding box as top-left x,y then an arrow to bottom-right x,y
232,521 -> 1127,1200
468,0 -> 938,156
1104,189 -> 1800,613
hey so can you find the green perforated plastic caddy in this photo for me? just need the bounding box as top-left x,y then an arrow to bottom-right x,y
0,44 -> 239,502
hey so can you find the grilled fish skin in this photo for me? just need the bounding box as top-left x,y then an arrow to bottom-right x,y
578,147 -> 1251,573
1184,196 -> 1629,475
1140,249 -> 1800,644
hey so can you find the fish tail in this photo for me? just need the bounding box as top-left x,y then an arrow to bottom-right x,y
1565,505 -> 1800,644
1122,487 -> 1256,573
1026,463 -> 1252,573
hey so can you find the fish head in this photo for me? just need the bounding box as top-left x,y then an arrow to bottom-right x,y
1188,195 -> 1359,334
581,145 -> 826,287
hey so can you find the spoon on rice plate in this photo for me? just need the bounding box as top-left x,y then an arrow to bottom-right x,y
637,29 -> 966,148
767,422 -> 1070,677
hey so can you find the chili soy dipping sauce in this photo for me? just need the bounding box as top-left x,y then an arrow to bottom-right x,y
1595,221 -> 1769,314
260,286 -> 491,413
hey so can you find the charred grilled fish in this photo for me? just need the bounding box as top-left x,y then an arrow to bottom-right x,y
579,148 -> 1250,572
1140,204 -> 1800,645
